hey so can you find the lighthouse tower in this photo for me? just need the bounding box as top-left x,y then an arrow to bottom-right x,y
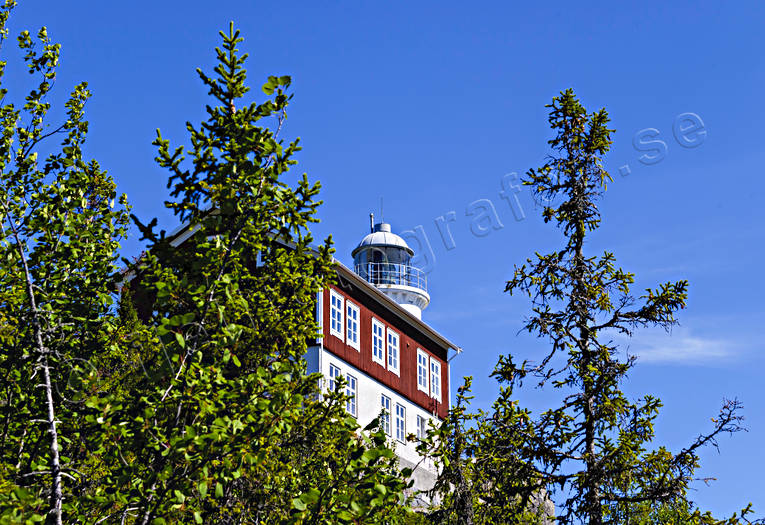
352,218 -> 430,319
302,215 -> 459,498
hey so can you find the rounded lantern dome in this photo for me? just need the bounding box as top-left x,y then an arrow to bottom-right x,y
351,221 -> 429,319
351,223 -> 414,258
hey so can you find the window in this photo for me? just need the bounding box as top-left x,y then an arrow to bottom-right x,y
329,290 -> 344,339
430,358 -> 441,401
328,364 -> 341,391
328,365 -> 356,417
372,318 -> 385,365
346,301 -> 360,350
380,394 -> 391,435
416,415 -> 428,440
395,403 -> 406,442
387,329 -> 400,375
346,374 -> 357,417
417,349 -> 428,392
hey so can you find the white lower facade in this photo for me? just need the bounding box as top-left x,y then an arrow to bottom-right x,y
306,345 -> 439,496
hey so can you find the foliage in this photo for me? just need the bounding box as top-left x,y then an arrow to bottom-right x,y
497,89 -> 753,524
79,23 -> 414,524
0,5 -> 414,522
422,89 -> 756,525
420,377 -> 550,525
0,2 -> 130,523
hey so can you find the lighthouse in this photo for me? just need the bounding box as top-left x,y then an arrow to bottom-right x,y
352,218 -> 430,320
300,216 -> 460,498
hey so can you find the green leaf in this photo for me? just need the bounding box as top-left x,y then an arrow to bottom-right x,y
301,487 -> 320,504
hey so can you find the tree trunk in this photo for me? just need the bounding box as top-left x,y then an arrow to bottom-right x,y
8,222 -> 64,525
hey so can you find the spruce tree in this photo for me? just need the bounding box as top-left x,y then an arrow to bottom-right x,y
83,24 -> 414,524
422,89 -> 756,525
498,89 -> 751,524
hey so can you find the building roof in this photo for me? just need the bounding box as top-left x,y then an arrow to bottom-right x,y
333,259 -> 462,356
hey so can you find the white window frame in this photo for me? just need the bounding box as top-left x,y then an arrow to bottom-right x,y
380,394 -> 391,436
416,348 -> 429,393
328,364 -> 341,392
371,318 -> 385,366
346,373 -> 357,417
395,403 -> 406,442
345,301 -> 360,351
430,357 -> 441,402
386,328 -> 400,376
329,289 -> 344,340
416,415 -> 428,440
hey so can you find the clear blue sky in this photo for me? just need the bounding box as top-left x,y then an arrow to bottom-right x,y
9,1 -> 764,516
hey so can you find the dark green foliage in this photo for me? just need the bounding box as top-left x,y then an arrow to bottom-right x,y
497,90 -> 752,524
422,90 -> 757,525
420,378 -> 550,525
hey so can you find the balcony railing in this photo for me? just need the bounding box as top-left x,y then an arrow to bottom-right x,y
354,262 -> 427,293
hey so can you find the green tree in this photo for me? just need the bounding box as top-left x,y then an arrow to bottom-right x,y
82,23 -> 414,524
420,378 -> 551,525
421,378 -> 480,525
496,89 -> 751,524
0,2 -> 131,523
422,89 -> 757,525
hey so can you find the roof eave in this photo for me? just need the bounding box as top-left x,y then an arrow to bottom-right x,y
333,259 -> 462,355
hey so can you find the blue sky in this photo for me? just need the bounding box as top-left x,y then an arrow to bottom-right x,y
9,1 -> 764,516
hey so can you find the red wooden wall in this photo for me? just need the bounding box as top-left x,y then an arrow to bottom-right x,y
320,283 -> 450,419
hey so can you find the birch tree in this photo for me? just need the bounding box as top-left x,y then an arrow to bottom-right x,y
0,2 -> 130,522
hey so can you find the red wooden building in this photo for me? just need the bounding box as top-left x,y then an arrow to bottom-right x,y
306,220 -> 461,494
